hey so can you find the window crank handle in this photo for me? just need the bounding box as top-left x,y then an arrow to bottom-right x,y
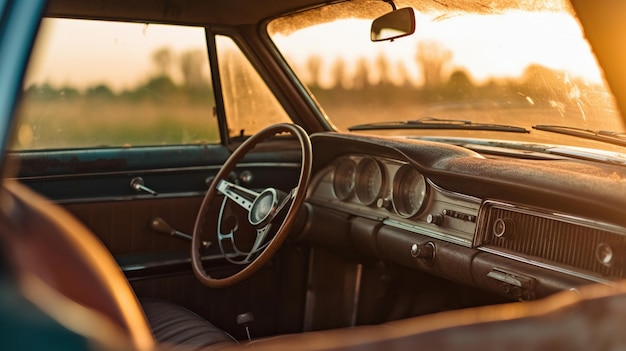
130,177 -> 158,196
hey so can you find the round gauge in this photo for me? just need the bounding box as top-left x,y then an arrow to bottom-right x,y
392,166 -> 428,217
355,157 -> 385,205
332,158 -> 356,201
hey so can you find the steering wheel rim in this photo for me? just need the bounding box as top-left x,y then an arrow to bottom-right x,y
191,123 -> 312,288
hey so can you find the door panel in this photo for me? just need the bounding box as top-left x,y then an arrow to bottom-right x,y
65,196 -> 201,256
13,142 -> 302,255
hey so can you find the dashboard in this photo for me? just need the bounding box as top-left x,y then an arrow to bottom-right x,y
301,133 -> 626,301
311,154 -> 479,248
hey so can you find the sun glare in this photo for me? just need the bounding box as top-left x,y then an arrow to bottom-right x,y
272,9 -> 604,87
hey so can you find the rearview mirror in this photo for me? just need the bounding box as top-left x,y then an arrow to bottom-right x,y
371,7 -> 416,42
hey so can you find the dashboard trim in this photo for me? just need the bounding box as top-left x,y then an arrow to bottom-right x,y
13,162 -> 302,182
476,200 -> 626,243
475,200 -> 626,281
478,246 -> 615,285
383,218 -> 473,247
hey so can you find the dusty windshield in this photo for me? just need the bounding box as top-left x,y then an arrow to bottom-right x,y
268,0 -> 625,153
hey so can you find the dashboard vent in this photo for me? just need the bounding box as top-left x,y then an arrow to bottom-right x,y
478,202 -> 626,278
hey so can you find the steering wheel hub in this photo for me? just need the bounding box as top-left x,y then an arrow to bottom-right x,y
249,189 -> 279,226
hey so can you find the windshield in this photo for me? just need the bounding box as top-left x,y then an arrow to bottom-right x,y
268,0 -> 625,153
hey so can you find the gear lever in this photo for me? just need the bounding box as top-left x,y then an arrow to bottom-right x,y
150,217 -> 210,248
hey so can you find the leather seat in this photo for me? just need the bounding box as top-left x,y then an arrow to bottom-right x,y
140,298 -> 237,350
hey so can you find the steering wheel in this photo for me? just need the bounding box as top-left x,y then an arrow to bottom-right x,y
191,123 -> 312,288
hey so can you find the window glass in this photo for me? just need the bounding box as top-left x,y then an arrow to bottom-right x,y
215,35 -> 291,139
268,0 -> 625,152
14,18 -> 219,150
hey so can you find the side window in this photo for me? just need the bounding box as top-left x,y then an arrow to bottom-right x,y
215,35 -> 291,139
14,18 -> 219,150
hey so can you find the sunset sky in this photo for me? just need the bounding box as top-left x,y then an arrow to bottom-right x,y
25,9 -> 604,92
272,10 -> 603,87
25,19 -> 208,91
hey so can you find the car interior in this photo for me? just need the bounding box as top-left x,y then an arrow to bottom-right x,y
3,0 -> 626,350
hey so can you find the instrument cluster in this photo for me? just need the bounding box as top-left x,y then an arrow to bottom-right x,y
331,156 -> 429,218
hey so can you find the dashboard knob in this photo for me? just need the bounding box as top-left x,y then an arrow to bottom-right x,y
410,243 -> 435,262
426,213 -> 444,226
493,218 -> 515,238
376,198 -> 392,211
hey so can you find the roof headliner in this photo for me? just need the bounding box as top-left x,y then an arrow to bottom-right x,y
44,0 -> 571,26
45,0 -> 334,26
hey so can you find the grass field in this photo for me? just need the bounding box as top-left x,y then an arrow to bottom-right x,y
12,89 -> 626,155
13,98 -> 220,150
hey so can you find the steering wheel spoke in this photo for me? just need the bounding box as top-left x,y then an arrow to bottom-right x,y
216,197 -> 272,265
217,229 -> 255,264
238,224 -> 273,264
217,179 -> 259,212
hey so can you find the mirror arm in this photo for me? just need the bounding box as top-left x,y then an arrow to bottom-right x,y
382,0 -> 397,11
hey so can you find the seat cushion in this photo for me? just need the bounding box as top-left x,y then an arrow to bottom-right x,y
140,298 -> 237,350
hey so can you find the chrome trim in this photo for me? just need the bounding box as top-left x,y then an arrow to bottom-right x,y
331,157 -> 357,201
55,191 -> 206,205
478,246 -> 616,285
384,218 -> 473,247
130,177 -> 158,196
477,200 -> 626,241
551,212 -> 626,235
25,162 -> 300,204
355,157 -> 387,206
308,199 -> 390,222
13,162 -> 301,182
391,165 -> 428,218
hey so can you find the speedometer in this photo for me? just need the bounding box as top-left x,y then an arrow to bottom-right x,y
332,158 -> 356,201
392,165 -> 428,217
355,157 -> 385,206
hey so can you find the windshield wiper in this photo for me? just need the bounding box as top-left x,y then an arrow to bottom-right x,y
349,117 -> 529,133
532,125 -> 626,148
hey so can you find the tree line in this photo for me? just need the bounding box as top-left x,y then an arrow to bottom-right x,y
301,40 -> 604,109
23,47 -> 214,105
23,42 -> 604,111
